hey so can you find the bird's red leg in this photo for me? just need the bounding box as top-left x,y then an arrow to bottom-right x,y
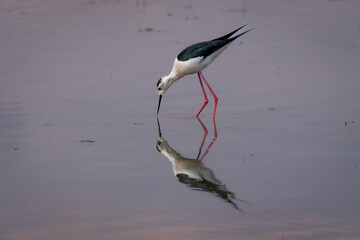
196,72 -> 209,117
199,71 -> 218,118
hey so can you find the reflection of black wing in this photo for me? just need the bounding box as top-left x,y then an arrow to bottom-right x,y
176,173 -> 242,210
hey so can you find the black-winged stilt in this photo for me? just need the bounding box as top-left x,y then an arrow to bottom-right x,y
156,25 -> 253,117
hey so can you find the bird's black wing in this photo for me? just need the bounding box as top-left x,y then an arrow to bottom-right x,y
177,38 -> 234,62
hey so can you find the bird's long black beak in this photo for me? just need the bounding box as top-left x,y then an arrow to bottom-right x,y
156,117 -> 162,138
157,95 -> 162,115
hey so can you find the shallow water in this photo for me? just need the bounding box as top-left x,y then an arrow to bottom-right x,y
1,0 -> 360,239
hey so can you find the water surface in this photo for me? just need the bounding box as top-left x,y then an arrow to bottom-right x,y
1,0 -> 360,239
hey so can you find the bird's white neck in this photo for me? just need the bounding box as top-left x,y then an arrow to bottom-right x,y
164,71 -> 178,83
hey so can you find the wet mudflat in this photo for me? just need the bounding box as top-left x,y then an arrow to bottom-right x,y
1,0 -> 360,239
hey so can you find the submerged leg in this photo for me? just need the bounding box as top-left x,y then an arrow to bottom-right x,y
198,71 -> 218,118
196,72 -> 209,117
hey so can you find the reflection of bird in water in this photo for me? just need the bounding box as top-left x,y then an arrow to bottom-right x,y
156,118 -> 245,210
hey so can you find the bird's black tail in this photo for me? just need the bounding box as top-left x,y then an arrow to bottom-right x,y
229,27 -> 255,40
211,25 -> 248,41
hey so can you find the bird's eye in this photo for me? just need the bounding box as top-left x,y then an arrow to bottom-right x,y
156,78 -> 162,87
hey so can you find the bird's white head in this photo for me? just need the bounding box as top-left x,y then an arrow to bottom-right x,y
156,76 -> 173,96
156,76 -> 175,114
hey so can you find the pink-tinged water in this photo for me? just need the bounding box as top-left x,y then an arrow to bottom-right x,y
1,0 -> 360,239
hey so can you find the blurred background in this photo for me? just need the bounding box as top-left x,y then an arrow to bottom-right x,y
1,0 -> 360,239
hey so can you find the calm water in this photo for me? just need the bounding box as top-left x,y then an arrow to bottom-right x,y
1,0 -> 360,239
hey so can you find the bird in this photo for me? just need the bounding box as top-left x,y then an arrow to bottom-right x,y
156,25 -> 253,118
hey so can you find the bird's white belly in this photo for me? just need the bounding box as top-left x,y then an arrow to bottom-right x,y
172,57 -> 211,78
172,44 -> 229,79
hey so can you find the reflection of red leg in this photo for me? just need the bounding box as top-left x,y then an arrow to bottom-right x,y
212,116 -> 218,139
196,72 -> 209,117
196,117 -> 218,162
196,117 -> 208,160
199,71 -> 218,118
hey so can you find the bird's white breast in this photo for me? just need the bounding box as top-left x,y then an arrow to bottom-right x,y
172,57 -> 205,78
172,44 -> 230,80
